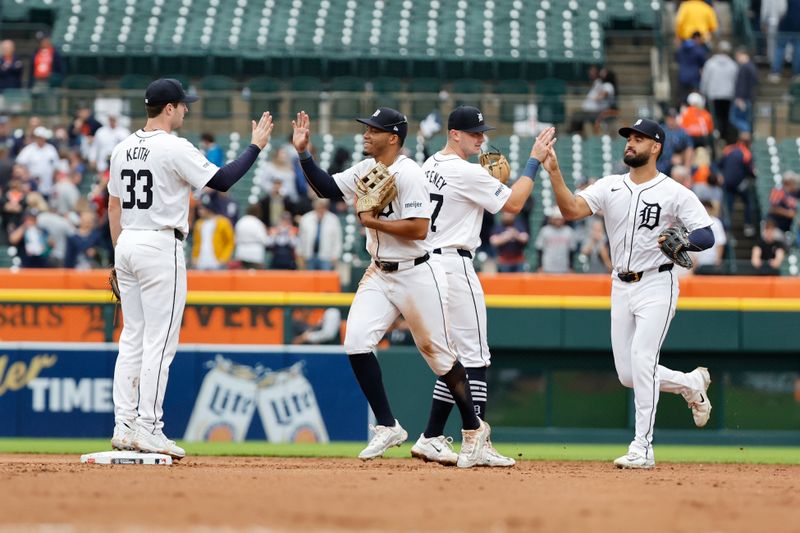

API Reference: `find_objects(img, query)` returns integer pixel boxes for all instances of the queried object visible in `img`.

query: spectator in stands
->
[489,211,529,273]
[91,116,129,173]
[267,211,298,270]
[30,33,64,89]
[64,210,102,269]
[676,32,709,105]
[200,132,225,167]
[234,203,269,269]
[68,105,102,149]
[692,200,727,274]
[327,147,351,175]
[192,201,235,270]
[204,189,239,224]
[679,93,714,149]
[297,198,342,271]
[579,217,612,273]
[1,177,27,239]
[8,208,51,268]
[671,164,695,189]
[689,148,723,212]
[674,0,719,42]
[26,193,74,268]
[50,168,80,216]
[259,178,288,228]
[658,108,693,176]
[15,127,59,199]
[0,116,13,152]
[258,146,298,201]
[569,67,617,134]
[699,40,738,144]
[762,0,788,80]
[292,307,343,345]
[768,0,800,83]
[731,47,758,134]
[0,40,24,92]
[11,116,42,157]
[0,145,12,195]
[717,131,756,235]
[535,213,576,273]
[767,170,799,235]
[751,219,785,275]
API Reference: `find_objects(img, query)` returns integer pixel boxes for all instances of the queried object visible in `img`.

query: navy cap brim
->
[618,126,661,143]
[458,124,495,133]
[182,94,199,104]
[355,117,397,133]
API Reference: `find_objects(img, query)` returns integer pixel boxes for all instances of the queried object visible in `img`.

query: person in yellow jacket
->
[675,0,718,42]
[192,201,234,269]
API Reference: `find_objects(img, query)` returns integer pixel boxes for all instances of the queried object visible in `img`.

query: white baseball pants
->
[430,251,491,368]
[344,259,458,376]
[611,269,702,458]
[113,228,187,434]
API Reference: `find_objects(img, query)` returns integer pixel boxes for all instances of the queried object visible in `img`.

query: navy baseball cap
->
[356,107,408,141]
[619,118,665,144]
[448,105,495,133]
[144,78,199,106]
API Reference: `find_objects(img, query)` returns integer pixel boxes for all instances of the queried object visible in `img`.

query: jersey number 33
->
[121,169,154,209]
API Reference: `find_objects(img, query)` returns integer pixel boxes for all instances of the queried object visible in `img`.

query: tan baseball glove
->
[355,162,397,214]
[109,268,121,301]
[479,148,511,184]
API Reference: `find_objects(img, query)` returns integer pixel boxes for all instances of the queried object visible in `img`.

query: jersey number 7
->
[430,193,443,232]
[121,169,154,209]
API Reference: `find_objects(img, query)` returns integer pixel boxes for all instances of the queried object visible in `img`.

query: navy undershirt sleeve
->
[687,225,715,251]
[206,144,261,192]
[298,152,344,199]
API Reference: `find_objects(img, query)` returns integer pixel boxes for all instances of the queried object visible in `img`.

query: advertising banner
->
[0,343,366,441]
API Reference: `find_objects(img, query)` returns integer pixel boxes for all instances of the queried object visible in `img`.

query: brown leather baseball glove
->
[355,162,397,214]
[479,148,511,184]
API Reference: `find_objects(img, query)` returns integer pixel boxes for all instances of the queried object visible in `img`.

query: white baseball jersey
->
[421,152,512,253]
[333,155,430,262]
[108,130,219,236]
[577,173,712,273]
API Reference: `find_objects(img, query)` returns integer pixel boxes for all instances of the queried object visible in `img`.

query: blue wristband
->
[298,149,312,160]
[523,157,540,179]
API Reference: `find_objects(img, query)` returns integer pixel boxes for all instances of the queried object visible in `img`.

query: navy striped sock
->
[466,367,488,420]
[423,378,454,438]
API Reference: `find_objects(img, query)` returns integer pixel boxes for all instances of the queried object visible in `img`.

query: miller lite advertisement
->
[0,343,366,441]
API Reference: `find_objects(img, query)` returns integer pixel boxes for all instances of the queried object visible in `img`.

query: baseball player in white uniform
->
[107,78,273,458]
[292,108,490,467]
[413,106,555,467]
[545,118,714,469]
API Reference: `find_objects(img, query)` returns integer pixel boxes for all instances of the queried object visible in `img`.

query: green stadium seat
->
[451,79,486,108]
[496,79,532,123]
[329,76,366,119]
[369,77,404,112]
[790,83,800,124]
[200,75,237,119]
[247,77,283,120]
[407,78,442,121]
[535,78,567,125]
[289,76,322,117]
[119,74,152,118]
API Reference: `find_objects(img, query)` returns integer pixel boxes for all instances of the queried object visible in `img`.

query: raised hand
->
[292,111,312,153]
[250,111,273,149]
[530,127,556,162]
[542,146,561,175]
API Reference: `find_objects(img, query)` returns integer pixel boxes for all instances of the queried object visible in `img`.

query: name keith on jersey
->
[126,146,150,162]
[425,170,446,190]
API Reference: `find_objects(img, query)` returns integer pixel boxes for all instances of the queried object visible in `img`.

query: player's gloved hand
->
[658,226,693,269]
[109,268,121,301]
[355,163,397,214]
[250,111,273,149]
[292,111,312,153]
[529,126,557,162]
[479,147,511,184]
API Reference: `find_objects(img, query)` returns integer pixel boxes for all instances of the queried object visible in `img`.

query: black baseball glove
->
[658,226,693,269]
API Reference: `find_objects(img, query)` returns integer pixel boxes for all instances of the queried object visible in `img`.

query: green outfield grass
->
[0,439,798,464]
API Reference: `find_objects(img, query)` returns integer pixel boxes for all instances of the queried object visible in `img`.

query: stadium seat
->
[329,76,366,119]
[450,79,486,108]
[247,77,283,120]
[496,79,532,123]
[200,75,237,120]
[368,77,404,112]
[407,78,442,121]
[289,76,322,117]
[535,78,567,125]
[790,83,800,124]
[119,74,152,118]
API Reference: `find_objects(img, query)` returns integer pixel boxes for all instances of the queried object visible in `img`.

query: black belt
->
[174,228,185,241]
[374,253,430,272]
[432,248,473,259]
[617,263,673,283]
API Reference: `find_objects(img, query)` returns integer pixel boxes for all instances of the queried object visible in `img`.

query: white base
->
[80,450,173,465]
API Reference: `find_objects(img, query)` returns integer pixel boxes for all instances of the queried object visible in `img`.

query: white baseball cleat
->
[358,420,408,460]
[682,367,712,427]
[479,440,516,467]
[457,420,490,468]
[613,452,655,469]
[132,428,186,459]
[411,434,458,466]
[110,423,136,451]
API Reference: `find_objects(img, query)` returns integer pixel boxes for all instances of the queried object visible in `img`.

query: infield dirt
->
[0,455,798,532]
